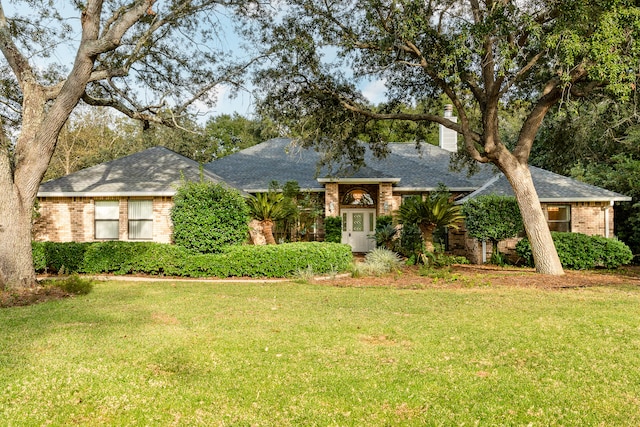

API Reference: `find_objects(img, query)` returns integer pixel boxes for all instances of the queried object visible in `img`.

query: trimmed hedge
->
[171,181,250,253]
[515,232,633,270]
[32,241,352,278]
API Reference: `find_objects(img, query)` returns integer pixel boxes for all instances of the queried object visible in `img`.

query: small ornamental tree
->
[462,195,524,264]
[397,191,464,253]
[171,181,250,253]
[246,192,288,245]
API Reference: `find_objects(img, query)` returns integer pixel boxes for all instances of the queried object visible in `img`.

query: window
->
[342,188,374,206]
[546,205,571,232]
[95,200,119,239]
[128,200,153,240]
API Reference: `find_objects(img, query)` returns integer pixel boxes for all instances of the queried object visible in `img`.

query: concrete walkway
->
[40,273,350,284]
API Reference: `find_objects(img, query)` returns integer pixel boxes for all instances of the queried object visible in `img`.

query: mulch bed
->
[320,264,640,289]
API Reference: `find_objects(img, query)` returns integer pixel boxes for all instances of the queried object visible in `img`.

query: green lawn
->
[2,280,640,426]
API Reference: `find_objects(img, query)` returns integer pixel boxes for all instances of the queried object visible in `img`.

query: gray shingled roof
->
[38,140,632,204]
[458,166,632,203]
[203,138,325,191]
[38,146,225,197]
[204,137,497,192]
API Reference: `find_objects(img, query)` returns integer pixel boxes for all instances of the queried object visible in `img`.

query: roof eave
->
[538,197,633,203]
[394,187,478,193]
[317,177,401,184]
[38,191,177,198]
[244,188,326,194]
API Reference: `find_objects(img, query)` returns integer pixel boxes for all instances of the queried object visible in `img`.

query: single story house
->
[35,127,632,261]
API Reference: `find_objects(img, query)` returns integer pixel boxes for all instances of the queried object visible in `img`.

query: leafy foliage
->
[374,215,397,250]
[516,233,633,270]
[462,196,523,242]
[353,248,403,277]
[324,216,342,243]
[246,192,288,222]
[171,181,250,253]
[397,191,464,252]
[253,0,640,275]
[462,195,524,264]
[32,242,90,274]
[246,192,289,245]
[571,154,640,262]
[32,241,352,278]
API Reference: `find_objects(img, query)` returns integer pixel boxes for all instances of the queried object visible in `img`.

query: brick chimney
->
[439,104,458,153]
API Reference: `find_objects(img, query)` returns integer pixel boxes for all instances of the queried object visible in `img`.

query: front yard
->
[2,270,640,425]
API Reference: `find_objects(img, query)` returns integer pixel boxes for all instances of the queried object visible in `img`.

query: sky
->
[2,1,387,120]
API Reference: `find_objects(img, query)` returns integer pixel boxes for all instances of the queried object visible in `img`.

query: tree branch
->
[0,4,37,92]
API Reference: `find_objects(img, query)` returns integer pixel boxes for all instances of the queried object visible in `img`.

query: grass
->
[1,280,640,426]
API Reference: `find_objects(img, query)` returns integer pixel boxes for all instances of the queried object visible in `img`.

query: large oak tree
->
[254,0,640,274]
[0,0,260,289]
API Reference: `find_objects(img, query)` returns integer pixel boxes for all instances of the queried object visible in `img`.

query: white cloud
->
[192,85,256,121]
[361,79,388,105]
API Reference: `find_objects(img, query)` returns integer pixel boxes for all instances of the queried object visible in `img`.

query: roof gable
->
[38,146,224,197]
[458,166,632,203]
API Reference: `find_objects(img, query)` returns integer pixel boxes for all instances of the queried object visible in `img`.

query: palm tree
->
[397,192,464,253]
[246,192,288,244]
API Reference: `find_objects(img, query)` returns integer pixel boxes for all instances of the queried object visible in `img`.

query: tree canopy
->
[0,0,263,288]
[254,0,640,274]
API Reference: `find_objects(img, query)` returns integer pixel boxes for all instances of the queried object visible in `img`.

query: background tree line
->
[44,108,279,181]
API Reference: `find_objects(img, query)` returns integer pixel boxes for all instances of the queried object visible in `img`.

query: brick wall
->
[571,202,613,236]
[378,183,398,216]
[34,196,174,243]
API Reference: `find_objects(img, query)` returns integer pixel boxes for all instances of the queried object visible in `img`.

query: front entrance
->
[341,209,376,252]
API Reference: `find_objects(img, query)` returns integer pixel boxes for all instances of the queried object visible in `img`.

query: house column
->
[378,183,395,216]
[325,182,339,217]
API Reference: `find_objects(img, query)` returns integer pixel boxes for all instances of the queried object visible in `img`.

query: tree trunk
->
[262,220,277,245]
[503,163,564,275]
[418,223,436,253]
[0,189,37,289]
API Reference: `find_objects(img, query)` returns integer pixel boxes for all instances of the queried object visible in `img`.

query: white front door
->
[342,209,376,252]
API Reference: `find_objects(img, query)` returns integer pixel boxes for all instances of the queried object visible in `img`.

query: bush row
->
[515,232,633,270]
[32,241,353,278]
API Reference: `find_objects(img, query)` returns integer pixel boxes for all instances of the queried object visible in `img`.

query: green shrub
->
[324,216,342,243]
[81,242,190,275]
[462,195,524,265]
[351,248,403,277]
[397,223,423,259]
[31,242,46,272]
[181,242,352,278]
[54,274,94,295]
[44,242,90,273]
[375,215,393,229]
[516,232,633,270]
[365,248,402,271]
[171,181,250,253]
[32,241,351,278]
[591,235,635,269]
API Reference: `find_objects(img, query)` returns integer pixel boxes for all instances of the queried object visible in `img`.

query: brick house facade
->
[37,139,631,263]
[34,196,174,243]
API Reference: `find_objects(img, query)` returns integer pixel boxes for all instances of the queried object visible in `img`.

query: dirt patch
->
[0,285,71,308]
[317,264,640,289]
